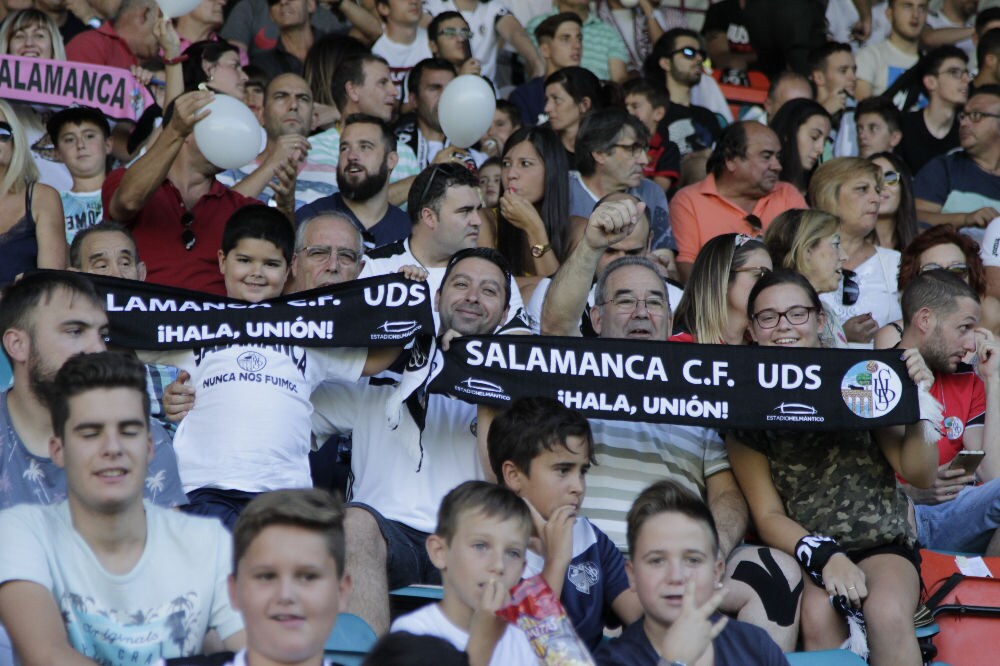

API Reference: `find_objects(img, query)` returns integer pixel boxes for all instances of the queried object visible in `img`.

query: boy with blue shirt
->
[486,397,643,650]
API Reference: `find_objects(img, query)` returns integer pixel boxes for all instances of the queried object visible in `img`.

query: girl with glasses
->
[0,99,66,286]
[728,269,937,666]
[811,157,900,347]
[874,225,1000,347]
[869,151,918,252]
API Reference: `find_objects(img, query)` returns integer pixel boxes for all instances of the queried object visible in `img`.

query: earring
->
[714,582,724,590]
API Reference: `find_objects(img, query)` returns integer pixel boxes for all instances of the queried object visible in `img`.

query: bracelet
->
[163,54,189,66]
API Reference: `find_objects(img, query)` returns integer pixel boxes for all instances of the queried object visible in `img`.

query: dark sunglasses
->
[0,121,12,143]
[744,214,762,233]
[842,268,860,306]
[181,211,196,251]
[920,262,968,278]
[671,46,707,60]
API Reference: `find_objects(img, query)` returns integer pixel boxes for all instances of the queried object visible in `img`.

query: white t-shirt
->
[855,38,919,97]
[360,238,528,331]
[60,189,103,243]
[390,603,539,665]
[0,501,243,666]
[312,380,481,533]
[979,216,1000,267]
[372,29,434,96]
[820,246,902,347]
[422,0,513,82]
[151,344,366,493]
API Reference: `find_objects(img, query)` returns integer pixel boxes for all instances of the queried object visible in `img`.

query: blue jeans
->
[915,479,1000,553]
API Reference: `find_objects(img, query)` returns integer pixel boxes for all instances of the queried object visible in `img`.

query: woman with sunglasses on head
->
[0,99,66,286]
[672,234,773,345]
[874,225,1000,347]
[764,209,850,348]
[727,269,937,666]
[810,157,900,347]
[769,99,831,196]
[869,152,919,252]
[543,66,604,163]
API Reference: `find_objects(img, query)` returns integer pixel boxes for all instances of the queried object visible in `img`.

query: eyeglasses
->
[958,110,1000,123]
[670,46,706,60]
[842,268,860,306]
[416,163,467,212]
[732,265,771,280]
[744,214,762,233]
[181,211,196,251]
[299,245,361,266]
[881,170,900,186]
[599,295,669,315]
[936,67,970,79]
[0,121,12,143]
[920,262,969,278]
[752,306,818,329]
[439,27,473,39]
[612,142,649,156]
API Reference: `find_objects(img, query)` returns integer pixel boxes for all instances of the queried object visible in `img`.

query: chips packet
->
[496,574,595,666]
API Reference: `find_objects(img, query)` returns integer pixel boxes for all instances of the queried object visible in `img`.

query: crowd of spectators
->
[5,0,1000,664]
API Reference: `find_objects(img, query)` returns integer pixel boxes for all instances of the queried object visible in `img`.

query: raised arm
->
[108,90,214,221]
[540,199,644,336]
[496,14,546,79]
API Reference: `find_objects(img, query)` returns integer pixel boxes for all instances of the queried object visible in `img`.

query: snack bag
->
[496,574,595,666]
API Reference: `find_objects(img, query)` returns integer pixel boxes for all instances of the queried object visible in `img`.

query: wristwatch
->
[86,16,103,29]
[530,243,551,258]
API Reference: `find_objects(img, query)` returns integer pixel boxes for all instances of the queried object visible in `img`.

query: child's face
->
[218,238,288,302]
[478,164,501,207]
[428,509,529,624]
[625,94,663,135]
[626,512,723,630]
[55,122,110,179]
[229,524,350,665]
[505,437,590,521]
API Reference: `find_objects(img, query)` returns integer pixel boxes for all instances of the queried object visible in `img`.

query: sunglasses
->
[671,46,707,60]
[0,121,12,143]
[181,211,196,251]
[842,268,860,306]
[920,262,968,278]
[733,266,771,280]
[881,170,900,186]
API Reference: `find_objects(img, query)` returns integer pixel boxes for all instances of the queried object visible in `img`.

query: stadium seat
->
[325,613,377,666]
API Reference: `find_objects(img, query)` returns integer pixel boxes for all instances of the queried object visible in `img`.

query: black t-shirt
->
[898,109,960,175]
[660,103,722,156]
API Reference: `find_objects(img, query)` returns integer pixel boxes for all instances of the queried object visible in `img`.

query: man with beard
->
[295,114,410,249]
[217,73,336,210]
[669,121,806,282]
[310,247,523,635]
[394,58,484,171]
[0,272,186,511]
[896,270,1000,555]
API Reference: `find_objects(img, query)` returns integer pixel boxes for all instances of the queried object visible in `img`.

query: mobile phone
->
[948,450,985,475]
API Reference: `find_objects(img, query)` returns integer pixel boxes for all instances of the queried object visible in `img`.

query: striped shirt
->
[581,418,730,551]
[526,12,628,81]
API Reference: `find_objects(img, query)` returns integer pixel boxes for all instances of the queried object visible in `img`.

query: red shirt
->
[931,366,986,465]
[66,22,138,69]
[102,168,261,295]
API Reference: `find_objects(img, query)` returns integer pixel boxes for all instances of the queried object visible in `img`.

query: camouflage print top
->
[732,427,915,553]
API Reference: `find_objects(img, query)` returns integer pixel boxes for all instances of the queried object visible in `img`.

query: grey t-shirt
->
[0,390,187,510]
[567,171,676,253]
[221,0,351,61]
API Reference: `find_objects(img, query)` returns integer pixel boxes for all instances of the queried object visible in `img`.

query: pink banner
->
[0,54,154,122]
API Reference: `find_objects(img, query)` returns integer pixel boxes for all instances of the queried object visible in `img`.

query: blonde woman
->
[0,9,66,60]
[764,208,849,348]
[809,157,900,346]
[0,99,66,285]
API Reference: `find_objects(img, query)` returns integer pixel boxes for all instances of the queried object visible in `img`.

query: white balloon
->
[193,95,262,170]
[438,75,496,149]
[156,0,200,18]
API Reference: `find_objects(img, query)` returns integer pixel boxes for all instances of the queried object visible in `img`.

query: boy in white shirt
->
[390,481,540,666]
[48,106,112,243]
